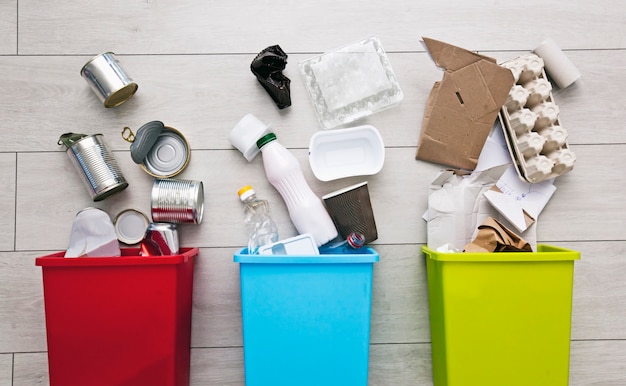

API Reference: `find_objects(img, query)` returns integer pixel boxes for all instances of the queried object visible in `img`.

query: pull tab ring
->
[121,127,136,143]
[58,132,88,148]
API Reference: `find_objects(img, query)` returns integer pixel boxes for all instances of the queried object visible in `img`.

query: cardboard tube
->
[533,38,581,89]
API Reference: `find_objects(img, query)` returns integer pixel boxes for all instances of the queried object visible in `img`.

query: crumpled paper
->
[250,45,292,109]
[464,216,532,253]
[426,164,509,251]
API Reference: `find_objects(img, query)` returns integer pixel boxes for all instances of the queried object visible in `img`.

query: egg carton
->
[498,53,576,183]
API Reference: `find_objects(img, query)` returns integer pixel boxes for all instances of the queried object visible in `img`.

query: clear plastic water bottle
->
[238,185,279,254]
[256,133,338,246]
[319,232,366,254]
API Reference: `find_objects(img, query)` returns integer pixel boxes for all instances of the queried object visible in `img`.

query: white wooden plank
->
[0,52,440,152]
[14,146,437,250]
[0,252,47,353]
[15,144,626,250]
[190,347,244,386]
[570,340,626,385]
[0,1,16,54]
[539,144,626,242]
[191,248,243,347]
[12,340,626,385]
[0,154,15,251]
[17,0,626,55]
[0,354,12,386]
[570,241,626,340]
[370,245,431,343]
[369,343,431,385]
[12,352,48,386]
[5,0,626,384]
[0,49,625,152]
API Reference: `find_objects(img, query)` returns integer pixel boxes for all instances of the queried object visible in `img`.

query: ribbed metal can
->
[151,178,204,224]
[59,133,128,201]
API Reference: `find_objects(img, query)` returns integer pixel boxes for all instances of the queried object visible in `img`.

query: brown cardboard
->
[416,37,515,171]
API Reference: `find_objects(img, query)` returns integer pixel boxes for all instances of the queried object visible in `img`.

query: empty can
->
[58,133,129,201]
[140,222,179,256]
[151,178,204,224]
[80,52,138,108]
[122,121,191,178]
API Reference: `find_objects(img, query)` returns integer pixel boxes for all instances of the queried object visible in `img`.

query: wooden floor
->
[1,1,625,385]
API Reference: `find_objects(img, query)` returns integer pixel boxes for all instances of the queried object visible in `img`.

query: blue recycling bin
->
[234,248,379,386]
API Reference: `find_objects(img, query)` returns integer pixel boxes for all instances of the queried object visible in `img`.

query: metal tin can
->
[80,52,138,108]
[58,133,129,201]
[114,209,150,245]
[122,122,191,178]
[151,178,204,224]
[140,222,179,256]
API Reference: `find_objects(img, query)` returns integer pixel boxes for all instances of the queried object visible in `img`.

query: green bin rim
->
[422,244,580,262]
[234,247,379,264]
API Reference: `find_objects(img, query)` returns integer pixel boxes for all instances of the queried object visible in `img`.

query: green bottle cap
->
[256,132,277,149]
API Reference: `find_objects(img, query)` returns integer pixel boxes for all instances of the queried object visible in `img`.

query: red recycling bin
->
[35,247,197,386]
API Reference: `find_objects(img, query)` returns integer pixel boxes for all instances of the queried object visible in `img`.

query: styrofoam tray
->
[308,125,384,181]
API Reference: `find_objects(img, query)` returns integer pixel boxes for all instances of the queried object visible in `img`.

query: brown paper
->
[463,216,532,253]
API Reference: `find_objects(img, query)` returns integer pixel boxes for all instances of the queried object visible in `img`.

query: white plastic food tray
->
[308,125,385,181]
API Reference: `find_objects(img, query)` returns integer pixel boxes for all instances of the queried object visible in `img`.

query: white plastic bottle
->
[256,133,338,246]
[238,185,279,254]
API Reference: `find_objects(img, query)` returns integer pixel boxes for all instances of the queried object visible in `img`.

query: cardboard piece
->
[416,37,515,171]
[463,216,533,253]
[483,187,535,232]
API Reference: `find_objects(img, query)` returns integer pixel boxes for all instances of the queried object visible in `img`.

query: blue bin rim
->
[234,247,379,264]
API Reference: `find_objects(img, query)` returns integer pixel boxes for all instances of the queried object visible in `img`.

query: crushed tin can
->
[140,222,179,256]
[151,178,204,224]
[80,52,138,108]
[122,121,191,178]
[58,133,129,201]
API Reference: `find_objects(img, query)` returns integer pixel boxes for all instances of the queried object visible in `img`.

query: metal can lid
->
[130,121,164,164]
[104,83,138,108]
[114,209,150,245]
[142,127,190,178]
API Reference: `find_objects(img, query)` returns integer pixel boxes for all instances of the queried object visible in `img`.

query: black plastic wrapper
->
[251,45,292,109]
